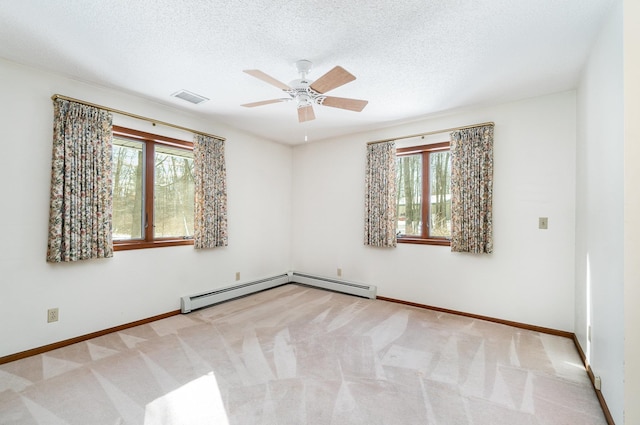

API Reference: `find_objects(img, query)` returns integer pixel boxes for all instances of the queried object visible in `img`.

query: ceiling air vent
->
[171,89,209,105]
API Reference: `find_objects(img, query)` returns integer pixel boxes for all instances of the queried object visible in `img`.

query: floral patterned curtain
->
[47,99,113,262]
[450,125,494,254]
[193,134,228,249]
[364,141,397,247]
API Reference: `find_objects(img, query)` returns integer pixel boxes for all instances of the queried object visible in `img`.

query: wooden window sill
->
[114,239,194,251]
[397,237,451,246]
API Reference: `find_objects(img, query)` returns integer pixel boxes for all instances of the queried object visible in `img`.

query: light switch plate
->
[539,217,548,230]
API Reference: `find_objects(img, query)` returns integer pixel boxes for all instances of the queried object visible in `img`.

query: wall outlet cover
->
[47,308,59,323]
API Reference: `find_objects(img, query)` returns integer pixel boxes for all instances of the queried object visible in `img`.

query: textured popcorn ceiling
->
[0,0,615,145]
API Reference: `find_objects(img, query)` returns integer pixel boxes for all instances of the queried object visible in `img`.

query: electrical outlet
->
[235,272,240,281]
[538,217,548,230]
[337,268,342,277]
[47,308,59,323]
[594,376,602,390]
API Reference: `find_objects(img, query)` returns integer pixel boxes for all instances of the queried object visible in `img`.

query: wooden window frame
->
[112,126,194,251]
[396,142,451,246]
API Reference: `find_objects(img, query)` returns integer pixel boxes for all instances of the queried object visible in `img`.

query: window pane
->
[396,154,422,236]
[112,139,144,240]
[429,151,451,238]
[154,145,195,238]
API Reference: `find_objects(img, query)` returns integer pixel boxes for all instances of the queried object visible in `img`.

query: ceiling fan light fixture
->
[297,93,312,107]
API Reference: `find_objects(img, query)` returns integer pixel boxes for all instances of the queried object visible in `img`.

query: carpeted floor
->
[0,284,606,424]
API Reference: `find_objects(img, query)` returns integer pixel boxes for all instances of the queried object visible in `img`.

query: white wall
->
[575,0,624,423]
[0,58,293,358]
[292,91,577,332]
[624,0,640,423]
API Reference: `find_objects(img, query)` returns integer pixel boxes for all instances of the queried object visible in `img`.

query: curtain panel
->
[450,125,494,254]
[364,141,397,248]
[193,134,228,249]
[47,99,114,262]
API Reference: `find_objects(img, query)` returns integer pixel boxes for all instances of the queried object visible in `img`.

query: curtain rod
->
[51,94,226,141]
[367,121,494,145]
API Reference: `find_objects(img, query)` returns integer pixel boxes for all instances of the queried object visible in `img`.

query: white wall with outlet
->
[0,58,293,357]
[574,1,640,423]
[292,90,577,332]
[575,1,625,423]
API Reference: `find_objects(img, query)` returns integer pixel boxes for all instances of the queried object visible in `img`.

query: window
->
[112,126,195,250]
[396,142,451,245]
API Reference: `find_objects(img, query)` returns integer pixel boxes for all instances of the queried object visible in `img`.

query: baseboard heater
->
[288,271,376,299]
[180,271,376,313]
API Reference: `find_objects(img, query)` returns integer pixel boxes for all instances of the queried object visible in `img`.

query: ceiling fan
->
[241,59,368,123]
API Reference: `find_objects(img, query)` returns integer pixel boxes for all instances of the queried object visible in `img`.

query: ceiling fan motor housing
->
[287,78,325,108]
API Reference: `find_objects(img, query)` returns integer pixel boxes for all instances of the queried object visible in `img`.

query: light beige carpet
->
[0,284,606,424]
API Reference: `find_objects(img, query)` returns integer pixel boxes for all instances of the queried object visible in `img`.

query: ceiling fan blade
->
[298,105,315,123]
[310,66,356,94]
[243,69,291,91]
[241,98,290,107]
[322,96,368,112]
